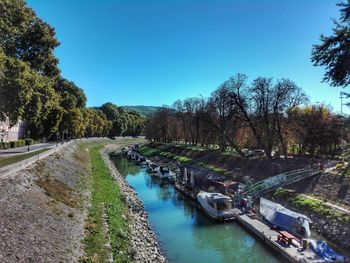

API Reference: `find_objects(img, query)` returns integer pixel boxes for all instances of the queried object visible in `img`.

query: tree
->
[289,105,342,156]
[207,84,237,152]
[55,78,86,109]
[272,79,308,161]
[226,74,307,159]
[0,50,62,138]
[312,1,350,87]
[0,0,60,77]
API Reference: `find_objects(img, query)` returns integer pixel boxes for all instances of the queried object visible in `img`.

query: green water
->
[112,155,282,263]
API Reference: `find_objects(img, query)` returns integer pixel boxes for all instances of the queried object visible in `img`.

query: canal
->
[111,155,282,263]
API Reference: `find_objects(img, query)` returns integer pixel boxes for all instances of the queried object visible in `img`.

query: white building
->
[0,116,26,142]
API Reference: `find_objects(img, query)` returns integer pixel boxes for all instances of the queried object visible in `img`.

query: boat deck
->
[233,208,324,263]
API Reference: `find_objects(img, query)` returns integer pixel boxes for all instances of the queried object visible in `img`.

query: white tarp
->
[260,197,311,237]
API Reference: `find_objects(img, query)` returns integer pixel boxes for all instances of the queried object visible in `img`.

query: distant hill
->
[122,106,160,117]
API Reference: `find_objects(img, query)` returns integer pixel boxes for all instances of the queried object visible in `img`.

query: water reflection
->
[110,155,139,176]
[112,154,281,263]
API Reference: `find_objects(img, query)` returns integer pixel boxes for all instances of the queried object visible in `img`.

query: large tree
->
[0,50,63,138]
[0,0,60,77]
[312,1,350,88]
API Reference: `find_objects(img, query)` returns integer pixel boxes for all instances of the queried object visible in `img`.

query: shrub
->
[0,142,9,149]
[18,139,25,147]
[25,138,34,145]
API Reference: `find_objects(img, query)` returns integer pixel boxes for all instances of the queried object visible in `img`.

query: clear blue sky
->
[27,0,349,114]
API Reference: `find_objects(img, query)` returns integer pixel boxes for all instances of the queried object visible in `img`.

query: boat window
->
[216,201,231,211]
[207,199,215,208]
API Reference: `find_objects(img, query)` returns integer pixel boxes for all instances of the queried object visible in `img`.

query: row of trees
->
[145,74,348,159]
[0,0,145,140]
[147,0,350,160]
[99,103,145,137]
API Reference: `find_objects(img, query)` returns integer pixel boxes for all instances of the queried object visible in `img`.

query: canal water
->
[111,155,282,263]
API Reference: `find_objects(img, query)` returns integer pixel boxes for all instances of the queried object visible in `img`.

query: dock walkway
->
[233,208,324,263]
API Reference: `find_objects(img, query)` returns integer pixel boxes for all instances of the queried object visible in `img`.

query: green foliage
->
[173,155,191,163]
[0,49,61,138]
[0,1,112,140]
[100,102,145,137]
[10,139,27,148]
[25,138,34,145]
[83,108,111,138]
[139,145,160,156]
[273,187,294,198]
[288,105,342,156]
[122,106,160,117]
[312,1,350,87]
[82,147,131,263]
[139,144,191,163]
[0,0,60,77]
[0,142,9,149]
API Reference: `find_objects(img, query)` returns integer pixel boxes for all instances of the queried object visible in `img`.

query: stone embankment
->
[0,141,89,263]
[102,145,167,263]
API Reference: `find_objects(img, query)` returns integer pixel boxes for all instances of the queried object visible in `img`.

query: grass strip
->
[139,145,192,163]
[0,148,49,168]
[81,146,131,263]
[274,188,350,224]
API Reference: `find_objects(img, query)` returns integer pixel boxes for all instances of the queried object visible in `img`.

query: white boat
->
[197,191,235,221]
[134,154,140,162]
[138,157,147,166]
[147,163,159,173]
[127,151,133,159]
[154,166,170,179]
[130,152,137,160]
[168,170,176,183]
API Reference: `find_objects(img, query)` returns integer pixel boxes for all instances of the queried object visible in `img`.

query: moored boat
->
[147,163,159,173]
[138,157,147,166]
[154,166,170,179]
[197,191,235,221]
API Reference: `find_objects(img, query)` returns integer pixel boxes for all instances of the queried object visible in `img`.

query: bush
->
[25,138,34,145]
[5,140,28,148]
[18,139,25,147]
[0,142,9,149]
[9,141,18,148]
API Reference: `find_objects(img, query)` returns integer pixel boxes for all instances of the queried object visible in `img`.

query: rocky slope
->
[0,142,90,263]
[102,145,166,263]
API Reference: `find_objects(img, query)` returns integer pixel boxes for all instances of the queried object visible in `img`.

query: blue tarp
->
[259,198,311,237]
[310,240,345,262]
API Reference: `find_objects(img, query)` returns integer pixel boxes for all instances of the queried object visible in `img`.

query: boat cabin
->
[206,193,233,211]
[197,191,235,221]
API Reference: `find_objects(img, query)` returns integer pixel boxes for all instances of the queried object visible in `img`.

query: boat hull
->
[197,192,235,221]
[197,202,235,221]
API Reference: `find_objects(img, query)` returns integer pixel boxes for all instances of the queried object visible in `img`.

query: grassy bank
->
[0,148,50,168]
[139,144,192,163]
[81,146,131,263]
[274,188,350,224]
[139,143,235,178]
